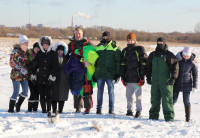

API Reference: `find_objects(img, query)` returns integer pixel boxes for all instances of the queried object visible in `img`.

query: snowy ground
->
[1,43,200,138]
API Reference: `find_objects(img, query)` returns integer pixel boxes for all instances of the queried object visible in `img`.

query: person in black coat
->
[120,33,148,118]
[31,36,58,113]
[173,46,198,122]
[51,42,70,113]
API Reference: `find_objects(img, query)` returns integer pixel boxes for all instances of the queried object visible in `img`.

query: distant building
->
[26,24,32,28]
[0,25,7,28]
[37,24,43,28]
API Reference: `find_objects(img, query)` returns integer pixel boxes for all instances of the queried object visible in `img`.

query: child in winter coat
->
[31,36,58,113]
[120,33,147,118]
[51,42,70,113]
[26,42,40,112]
[173,46,198,122]
[8,35,29,113]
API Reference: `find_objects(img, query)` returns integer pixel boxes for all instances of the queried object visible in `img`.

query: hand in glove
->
[48,75,56,85]
[138,79,145,86]
[146,79,151,85]
[192,88,197,93]
[114,74,120,84]
[121,79,127,87]
[167,79,175,85]
[30,74,37,85]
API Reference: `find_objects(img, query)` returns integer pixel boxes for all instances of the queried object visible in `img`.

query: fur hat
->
[57,45,64,51]
[19,35,28,44]
[127,33,136,42]
[182,46,191,56]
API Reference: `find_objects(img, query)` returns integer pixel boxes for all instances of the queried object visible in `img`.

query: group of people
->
[7,26,198,122]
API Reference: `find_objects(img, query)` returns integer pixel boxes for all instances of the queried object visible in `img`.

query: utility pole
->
[28,0,31,37]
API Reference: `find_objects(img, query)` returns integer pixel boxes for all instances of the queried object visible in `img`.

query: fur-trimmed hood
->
[38,36,53,53]
[176,51,198,63]
[52,41,68,55]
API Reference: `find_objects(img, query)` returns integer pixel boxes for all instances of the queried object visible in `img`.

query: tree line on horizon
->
[0,25,200,44]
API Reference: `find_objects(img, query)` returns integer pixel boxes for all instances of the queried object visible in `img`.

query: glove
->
[167,79,175,85]
[114,74,120,84]
[48,75,56,85]
[192,88,197,93]
[121,79,127,87]
[30,74,37,85]
[146,79,151,85]
[138,79,145,86]
[21,68,28,75]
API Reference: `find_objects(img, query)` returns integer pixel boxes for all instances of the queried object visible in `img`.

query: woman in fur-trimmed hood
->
[51,41,70,113]
[31,36,59,113]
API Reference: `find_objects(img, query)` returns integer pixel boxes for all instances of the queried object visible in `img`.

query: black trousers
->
[74,95,92,109]
[28,80,39,101]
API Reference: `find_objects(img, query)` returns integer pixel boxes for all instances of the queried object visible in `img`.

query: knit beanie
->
[57,45,65,51]
[182,46,192,56]
[157,37,165,43]
[19,35,28,44]
[127,33,136,42]
[33,42,40,49]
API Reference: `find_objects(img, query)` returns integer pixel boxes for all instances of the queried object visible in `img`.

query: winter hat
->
[182,46,192,56]
[41,37,50,45]
[102,31,111,37]
[127,33,136,42]
[33,42,40,49]
[19,35,28,44]
[57,45,64,51]
[157,37,166,43]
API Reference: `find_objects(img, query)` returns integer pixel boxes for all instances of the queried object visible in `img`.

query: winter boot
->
[8,100,16,113]
[134,111,141,118]
[126,110,133,116]
[52,101,57,113]
[75,108,81,113]
[109,109,114,114]
[47,99,52,112]
[27,101,34,112]
[40,99,47,113]
[58,101,64,113]
[33,101,39,112]
[16,96,25,112]
[96,109,102,114]
[185,105,191,122]
[84,108,90,114]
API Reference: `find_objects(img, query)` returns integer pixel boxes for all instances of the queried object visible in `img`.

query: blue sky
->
[0,0,200,33]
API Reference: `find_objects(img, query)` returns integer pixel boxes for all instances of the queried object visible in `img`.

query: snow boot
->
[96,109,102,114]
[40,99,47,113]
[27,101,34,112]
[16,96,25,112]
[134,111,141,118]
[109,109,114,114]
[84,108,90,114]
[52,101,57,113]
[58,101,64,113]
[8,100,16,113]
[33,101,39,112]
[75,108,81,113]
[185,105,191,122]
[126,110,133,116]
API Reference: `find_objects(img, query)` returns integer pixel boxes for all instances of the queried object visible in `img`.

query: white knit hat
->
[182,46,191,56]
[19,35,28,44]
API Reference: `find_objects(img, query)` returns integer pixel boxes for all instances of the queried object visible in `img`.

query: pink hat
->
[182,46,191,56]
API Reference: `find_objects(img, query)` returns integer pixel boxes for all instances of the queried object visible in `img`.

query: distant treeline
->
[1,25,200,44]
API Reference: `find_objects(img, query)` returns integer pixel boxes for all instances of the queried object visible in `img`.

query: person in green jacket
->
[94,31,121,114]
[146,37,179,122]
